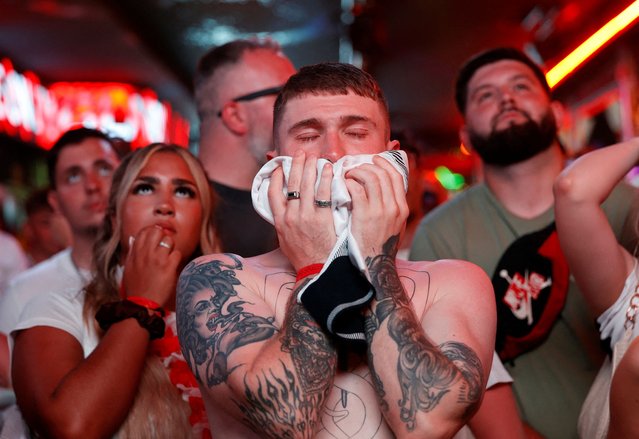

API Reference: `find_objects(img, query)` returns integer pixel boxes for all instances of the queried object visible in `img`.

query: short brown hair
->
[273,62,390,143]
[48,127,116,189]
[455,47,551,114]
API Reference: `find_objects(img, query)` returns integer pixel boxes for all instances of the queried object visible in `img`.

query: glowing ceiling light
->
[546,0,639,88]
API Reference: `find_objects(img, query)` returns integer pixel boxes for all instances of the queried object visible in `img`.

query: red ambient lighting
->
[0,58,189,149]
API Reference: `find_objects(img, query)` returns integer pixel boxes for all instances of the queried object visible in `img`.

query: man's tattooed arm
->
[176,256,337,438]
[364,236,485,437]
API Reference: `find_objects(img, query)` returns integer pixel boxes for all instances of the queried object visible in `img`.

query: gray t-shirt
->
[410,181,639,439]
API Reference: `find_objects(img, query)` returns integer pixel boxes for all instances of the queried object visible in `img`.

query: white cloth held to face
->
[252,150,408,235]
[253,150,408,340]
[252,150,408,331]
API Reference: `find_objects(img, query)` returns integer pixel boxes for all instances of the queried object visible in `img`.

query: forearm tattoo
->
[365,236,484,430]
[280,284,337,393]
[240,296,337,437]
[177,257,336,437]
[238,361,327,438]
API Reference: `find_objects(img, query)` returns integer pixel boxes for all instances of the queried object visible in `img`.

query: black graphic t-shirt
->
[492,223,569,360]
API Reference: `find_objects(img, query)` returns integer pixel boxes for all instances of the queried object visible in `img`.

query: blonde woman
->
[11,143,217,438]
[554,138,639,438]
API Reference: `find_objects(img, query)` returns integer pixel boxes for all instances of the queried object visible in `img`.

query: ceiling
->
[0,0,635,152]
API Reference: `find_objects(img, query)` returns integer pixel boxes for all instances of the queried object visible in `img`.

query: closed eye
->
[345,130,368,139]
[297,133,320,143]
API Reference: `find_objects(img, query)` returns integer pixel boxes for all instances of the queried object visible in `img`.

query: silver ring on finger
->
[159,240,171,249]
[314,199,332,208]
[287,191,301,200]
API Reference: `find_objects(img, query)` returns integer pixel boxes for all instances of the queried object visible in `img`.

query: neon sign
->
[0,58,189,149]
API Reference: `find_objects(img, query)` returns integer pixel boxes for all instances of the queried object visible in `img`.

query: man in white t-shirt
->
[0,128,121,388]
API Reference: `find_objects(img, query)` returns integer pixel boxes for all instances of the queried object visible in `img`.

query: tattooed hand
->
[268,151,336,271]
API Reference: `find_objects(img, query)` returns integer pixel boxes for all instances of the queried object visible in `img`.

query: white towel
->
[252,150,409,339]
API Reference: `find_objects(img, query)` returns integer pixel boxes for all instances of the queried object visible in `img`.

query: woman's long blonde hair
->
[82,143,217,437]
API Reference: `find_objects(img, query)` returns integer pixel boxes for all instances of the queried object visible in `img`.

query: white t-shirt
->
[0,250,92,439]
[12,284,98,356]
[0,231,28,295]
[0,248,90,343]
[598,260,639,347]
[453,351,513,439]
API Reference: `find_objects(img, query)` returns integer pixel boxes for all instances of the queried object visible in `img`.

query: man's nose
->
[84,171,102,193]
[498,86,516,108]
[321,132,346,162]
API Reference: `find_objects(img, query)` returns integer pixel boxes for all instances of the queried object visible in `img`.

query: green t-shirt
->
[410,181,639,439]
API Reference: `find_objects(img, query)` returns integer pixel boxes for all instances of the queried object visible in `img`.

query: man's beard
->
[468,109,557,166]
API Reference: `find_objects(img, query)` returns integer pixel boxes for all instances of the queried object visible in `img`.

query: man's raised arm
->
[347,157,496,438]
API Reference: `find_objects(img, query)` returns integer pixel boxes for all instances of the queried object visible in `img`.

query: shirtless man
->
[176,62,496,438]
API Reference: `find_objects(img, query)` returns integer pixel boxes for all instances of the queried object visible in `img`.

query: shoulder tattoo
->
[176,255,277,386]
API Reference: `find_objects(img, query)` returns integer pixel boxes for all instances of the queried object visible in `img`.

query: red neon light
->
[0,58,189,149]
[546,0,639,88]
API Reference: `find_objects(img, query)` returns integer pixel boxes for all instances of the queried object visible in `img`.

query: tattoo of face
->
[365,235,484,430]
[176,255,277,387]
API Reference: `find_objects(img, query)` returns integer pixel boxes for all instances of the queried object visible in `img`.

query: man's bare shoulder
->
[397,258,493,301]
[398,257,486,277]
[182,250,294,299]
[188,249,291,275]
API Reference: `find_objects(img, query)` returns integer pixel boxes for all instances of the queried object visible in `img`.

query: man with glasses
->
[194,39,296,256]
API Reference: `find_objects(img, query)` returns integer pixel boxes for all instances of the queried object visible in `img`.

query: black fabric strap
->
[299,256,372,341]
[96,300,165,340]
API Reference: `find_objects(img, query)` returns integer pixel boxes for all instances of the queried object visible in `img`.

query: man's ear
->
[219,102,249,135]
[387,139,400,151]
[459,125,473,152]
[47,191,61,214]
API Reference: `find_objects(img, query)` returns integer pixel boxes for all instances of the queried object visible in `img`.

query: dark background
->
[1,0,632,152]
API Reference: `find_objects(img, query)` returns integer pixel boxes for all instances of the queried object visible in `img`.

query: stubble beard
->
[468,109,557,167]
[248,131,272,167]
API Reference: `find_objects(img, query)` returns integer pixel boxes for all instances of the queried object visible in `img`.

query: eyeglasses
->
[217,86,283,117]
